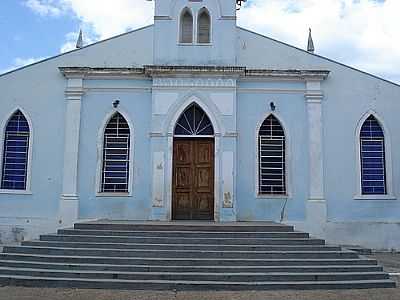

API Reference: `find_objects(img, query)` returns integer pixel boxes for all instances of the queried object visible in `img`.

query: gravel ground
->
[368,253,400,273]
[0,284,399,300]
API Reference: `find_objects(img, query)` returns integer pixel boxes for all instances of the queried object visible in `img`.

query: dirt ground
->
[0,253,398,300]
[0,283,398,300]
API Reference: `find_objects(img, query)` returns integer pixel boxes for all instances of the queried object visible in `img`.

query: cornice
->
[245,69,330,81]
[59,66,330,81]
[144,65,246,78]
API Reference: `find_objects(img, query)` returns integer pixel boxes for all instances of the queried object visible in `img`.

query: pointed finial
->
[76,29,83,49]
[307,28,315,53]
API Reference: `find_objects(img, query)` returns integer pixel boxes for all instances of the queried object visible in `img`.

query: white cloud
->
[21,0,400,83]
[59,30,95,53]
[60,0,154,40]
[0,57,46,75]
[238,0,400,83]
[24,0,63,17]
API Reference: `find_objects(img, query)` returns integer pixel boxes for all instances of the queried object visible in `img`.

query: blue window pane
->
[101,113,130,193]
[258,115,286,195]
[174,103,214,136]
[360,115,386,195]
[1,111,30,190]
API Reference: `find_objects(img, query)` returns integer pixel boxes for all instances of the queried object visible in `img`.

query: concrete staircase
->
[0,221,395,290]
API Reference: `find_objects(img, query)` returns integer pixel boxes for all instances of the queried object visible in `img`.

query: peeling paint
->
[223,192,233,208]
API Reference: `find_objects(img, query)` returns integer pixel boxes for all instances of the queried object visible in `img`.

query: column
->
[305,80,327,235]
[59,77,84,226]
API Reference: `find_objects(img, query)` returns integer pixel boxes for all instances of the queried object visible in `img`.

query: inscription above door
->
[173,139,214,220]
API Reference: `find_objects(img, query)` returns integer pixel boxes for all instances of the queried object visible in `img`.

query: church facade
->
[0,0,399,250]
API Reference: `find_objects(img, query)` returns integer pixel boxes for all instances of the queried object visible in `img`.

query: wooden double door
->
[172,138,215,220]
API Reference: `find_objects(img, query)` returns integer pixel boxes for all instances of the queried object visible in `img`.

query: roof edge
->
[60,66,330,81]
[0,24,154,79]
[237,26,400,88]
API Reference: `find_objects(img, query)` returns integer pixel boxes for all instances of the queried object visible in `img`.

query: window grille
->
[198,10,211,43]
[101,113,130,193]
[1,110,30,190]
[180,9,193,43]
[259,115,286,195]
[360,115,386,195]
[174,103,214,136]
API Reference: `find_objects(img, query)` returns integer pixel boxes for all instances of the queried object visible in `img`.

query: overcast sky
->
[0,0,399,84]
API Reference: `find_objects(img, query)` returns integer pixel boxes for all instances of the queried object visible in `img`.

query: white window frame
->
[196,7,212,45]
[255,112,291,199]
[95,109,134,198]
[354,111,396,200]
[0,107,33,195]
[178,7,194,45]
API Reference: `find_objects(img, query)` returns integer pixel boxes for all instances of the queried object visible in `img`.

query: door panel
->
[173,139,214,220]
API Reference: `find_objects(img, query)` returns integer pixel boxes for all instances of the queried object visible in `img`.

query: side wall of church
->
[0,26,153,242]
[237,27,400,249]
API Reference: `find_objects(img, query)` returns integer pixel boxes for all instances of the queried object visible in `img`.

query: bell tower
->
[152,0,239,65]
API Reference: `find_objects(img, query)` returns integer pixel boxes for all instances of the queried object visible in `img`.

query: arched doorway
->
[172,103,215,220]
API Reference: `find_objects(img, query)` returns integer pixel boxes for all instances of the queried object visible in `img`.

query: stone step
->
[0,260,384,273]
[3,246,358,259]
[41,235,324,245]
[57,229,309,239]
[0,253,377,266]
[22,241,340,252]
[0,275,395,290]
[0,267,389,282]
[74,222,294,233]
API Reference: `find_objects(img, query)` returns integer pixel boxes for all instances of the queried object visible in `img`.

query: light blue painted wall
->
[0,26,153,222]
[154,0,237,65]
[236,81,309,222]
[236,27,400,222]
[78,82,153,220]
[0,0,399,228]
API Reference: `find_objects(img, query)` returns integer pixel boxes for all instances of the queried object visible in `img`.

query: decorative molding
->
[61,194,79,201]
[145,65,245,77]
[224,132,238,138]
[65,87,85,100]
[59,66,330,82]
[305,91,324,103]
[238,88,307,94]
[84,87,151,92]
[150,132,165,138]
[154,16,172,21]
[59,67,145,79]
[219,16,236,20]
[246,69,330,81]
[153,77,236,88]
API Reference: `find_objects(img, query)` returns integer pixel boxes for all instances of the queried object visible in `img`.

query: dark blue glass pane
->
[360,119,386,195]
[174,103,214,136]
[101,112,130,193]
[360,115,384,138]
[1,111,30,190]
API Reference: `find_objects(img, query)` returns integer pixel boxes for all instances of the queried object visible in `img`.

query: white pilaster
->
[59,77,84,226]
[305,80,327,234]
[305,80,325,200]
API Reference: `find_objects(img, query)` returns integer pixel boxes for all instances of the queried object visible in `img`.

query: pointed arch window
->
[100,112,131,193]
[174,103,214,136]
[1,110,30,190]
[360,115,386,195]
[180,8,193,43]
[198,9,211,43]
[258,115,286,195]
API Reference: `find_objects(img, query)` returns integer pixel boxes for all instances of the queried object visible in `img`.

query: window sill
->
[177,43,213,46]
[177,42,194,46]
[0,189,32,195]
[257,194,290,200]
[353,194,397,200]
[96,193,131,198]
